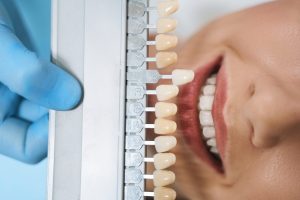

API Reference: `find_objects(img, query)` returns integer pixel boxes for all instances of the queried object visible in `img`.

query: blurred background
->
[0,0,270,199]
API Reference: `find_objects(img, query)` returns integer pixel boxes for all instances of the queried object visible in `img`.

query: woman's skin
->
[154,1,300,199]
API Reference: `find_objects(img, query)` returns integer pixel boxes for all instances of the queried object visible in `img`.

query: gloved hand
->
[0,10,82,164]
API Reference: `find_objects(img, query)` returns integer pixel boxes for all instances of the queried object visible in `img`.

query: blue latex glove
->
[0,4,82,164]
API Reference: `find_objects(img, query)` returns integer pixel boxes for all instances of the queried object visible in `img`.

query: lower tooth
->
[202,85,216,96]
[206,74,217,84]
[199,111,214,126]
[199,95,214,110]
[203,127,215,138]
[210,146,219,154]
[207,138,216,147]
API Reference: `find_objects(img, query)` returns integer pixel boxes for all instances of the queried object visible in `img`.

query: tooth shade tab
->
[128,102,177,118]
[158,0,179,17]
[156,34,178,51]
[156,52,178,69]
[127,51,177,68]
[171,69,195,85]
[154,119,177,135]
[127,17,177,35]
[127,69,194,85]
[153,170,176,187]
[155,102,177,118]
[154,187,177,200]
[126,84,178,101]
[128,0,179,18]
[156,85,179,101]
[157,18,177,33]
[127,34,178,51]
[154,153,176,169]
[155,136,177,153]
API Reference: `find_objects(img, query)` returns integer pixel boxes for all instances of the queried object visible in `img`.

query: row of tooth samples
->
[125,1,188,200]
[147,1,179,199]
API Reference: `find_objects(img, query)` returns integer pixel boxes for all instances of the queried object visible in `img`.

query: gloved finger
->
[16,99,48,122]
[0,115,48,164]
[0,83,21,122]
[0,23,82,110]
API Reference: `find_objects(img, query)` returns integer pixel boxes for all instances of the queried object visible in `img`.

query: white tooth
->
[154,187,176,200]
[199,95,214,110]
[203,127,215,138]
[202,85,216,95]
[156,85,179,101]
[155,102,177,118]
[154,118,177,135]
[206,74,217,85]
[172,69,195,85]
[155,136,177,153]
[207,138,216,147]
[210,146,219,154]
[153,153,176,170]
[199,111,214,126]
[153,170,176,187]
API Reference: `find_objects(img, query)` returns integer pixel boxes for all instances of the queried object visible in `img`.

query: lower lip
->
[178,56,226,172]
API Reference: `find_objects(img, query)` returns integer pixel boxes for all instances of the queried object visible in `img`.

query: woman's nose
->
[244,88,300,148]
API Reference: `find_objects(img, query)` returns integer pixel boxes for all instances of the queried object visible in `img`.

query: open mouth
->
[178,55,227,173]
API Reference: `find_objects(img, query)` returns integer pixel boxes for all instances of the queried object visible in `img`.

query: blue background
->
[0,156,47,200]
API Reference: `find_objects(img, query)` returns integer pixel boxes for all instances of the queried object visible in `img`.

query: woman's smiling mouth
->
[178,55,227,173]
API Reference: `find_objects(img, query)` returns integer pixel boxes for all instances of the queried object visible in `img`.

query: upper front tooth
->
[199,111,214,126]
[156,85,179,101]
[156,52,178,69]
[154,118,177,135]
[172,69,195,85]
[154,187,176,200]
[202,85,216,95]
[206,74,217,85]
[203,127,215,138]
[156,34,178,51]
[158,0,179,17]
[199,95,214,110]
[207,138,216,147]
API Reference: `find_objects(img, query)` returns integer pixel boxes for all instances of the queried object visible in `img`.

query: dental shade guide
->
[48,0,193,199]
[125,0,195,199]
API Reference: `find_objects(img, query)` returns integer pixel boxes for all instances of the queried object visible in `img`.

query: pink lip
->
[178,56,227,173]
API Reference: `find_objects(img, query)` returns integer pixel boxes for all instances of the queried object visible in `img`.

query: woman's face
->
[171,1,300,199]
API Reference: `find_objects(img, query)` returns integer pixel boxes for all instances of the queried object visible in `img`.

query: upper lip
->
[177,55,227,173]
